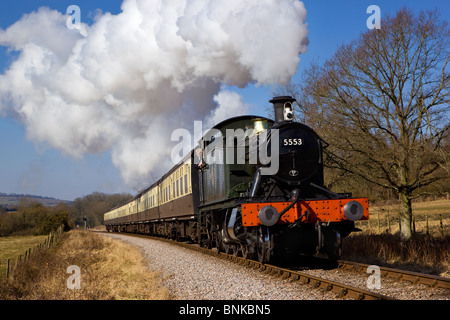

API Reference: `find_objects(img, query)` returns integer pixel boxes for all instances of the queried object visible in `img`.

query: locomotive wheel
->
[241,244,249,259]
[256,226,272,264]
[224,244,234,255]
[216,230,225,253]
[232,244,240,257]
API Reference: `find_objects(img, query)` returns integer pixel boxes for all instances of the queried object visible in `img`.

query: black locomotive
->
[104,96,369,263]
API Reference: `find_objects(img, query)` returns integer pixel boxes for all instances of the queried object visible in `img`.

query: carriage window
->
[180,177,183,195]
[184,174,188,193]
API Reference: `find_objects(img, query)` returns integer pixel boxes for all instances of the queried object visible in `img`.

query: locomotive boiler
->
[104,96,369,263]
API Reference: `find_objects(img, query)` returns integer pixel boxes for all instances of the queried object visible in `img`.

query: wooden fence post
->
[387,211,391,233]
[4,224,65,280]
[377,212,381,232]
[6,258,10,279]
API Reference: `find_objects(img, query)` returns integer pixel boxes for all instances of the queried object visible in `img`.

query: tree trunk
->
[399,192,413,240]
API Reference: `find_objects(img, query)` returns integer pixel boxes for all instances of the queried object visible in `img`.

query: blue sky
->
[0,0,448,201]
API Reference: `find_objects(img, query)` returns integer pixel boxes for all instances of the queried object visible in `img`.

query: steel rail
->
[338,260,450,290]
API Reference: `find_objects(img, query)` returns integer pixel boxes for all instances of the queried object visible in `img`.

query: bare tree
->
[281,8,449,239]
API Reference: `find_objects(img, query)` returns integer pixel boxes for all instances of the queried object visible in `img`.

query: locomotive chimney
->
[269,96,296,123]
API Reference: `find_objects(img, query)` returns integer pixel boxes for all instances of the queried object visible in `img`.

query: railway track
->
[338,260,450,290]
[211,251,395,300]
[101,232,445,300]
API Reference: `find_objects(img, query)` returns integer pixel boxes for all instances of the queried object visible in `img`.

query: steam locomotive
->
[104,96,369,263]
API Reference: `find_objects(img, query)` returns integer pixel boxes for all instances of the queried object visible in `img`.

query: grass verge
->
[343,199,449,277]
[0,230,169,300]
[343,232,449,277]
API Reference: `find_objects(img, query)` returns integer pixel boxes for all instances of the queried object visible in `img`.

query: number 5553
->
[283,138,302,146]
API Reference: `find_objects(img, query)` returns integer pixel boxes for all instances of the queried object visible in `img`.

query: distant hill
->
[0,192,72,209]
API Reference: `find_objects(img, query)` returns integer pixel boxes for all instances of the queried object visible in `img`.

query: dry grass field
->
[356,199,450,235]
[0,235,47,278]
[343,199,449,277]
[0,230,169,300]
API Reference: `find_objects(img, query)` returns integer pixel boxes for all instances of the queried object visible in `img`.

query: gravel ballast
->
[101,233,339,300]
[101,233,449,300]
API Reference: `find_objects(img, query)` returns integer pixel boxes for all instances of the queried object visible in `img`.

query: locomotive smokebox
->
[270,96,296,123]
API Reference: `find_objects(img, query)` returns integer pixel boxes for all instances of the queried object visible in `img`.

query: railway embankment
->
[0,230,168,300]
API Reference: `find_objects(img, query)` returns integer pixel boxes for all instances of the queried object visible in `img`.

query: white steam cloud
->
[0,0,308,187]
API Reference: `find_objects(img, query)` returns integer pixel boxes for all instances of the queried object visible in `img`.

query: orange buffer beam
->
[241,198,369,227]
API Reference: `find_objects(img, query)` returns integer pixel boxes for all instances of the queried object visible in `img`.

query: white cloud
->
[205,90,251,129]
[0,0,308,188]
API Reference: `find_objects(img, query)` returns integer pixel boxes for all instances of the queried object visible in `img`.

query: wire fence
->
[355,212,446,237]
[1,225,64,279]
